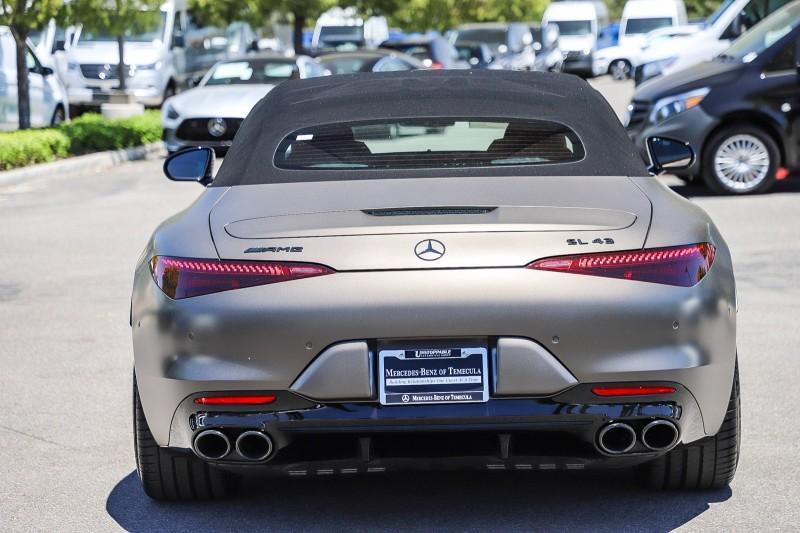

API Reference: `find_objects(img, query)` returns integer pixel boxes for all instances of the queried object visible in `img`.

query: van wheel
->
[703,125,779,194]
[609,59,631,80]
[133,373,236,500]
[163,81,176,104]
[51,106,66,126]
[639,361,740,490]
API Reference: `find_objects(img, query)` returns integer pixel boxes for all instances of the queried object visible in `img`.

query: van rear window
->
[274,118,585,170]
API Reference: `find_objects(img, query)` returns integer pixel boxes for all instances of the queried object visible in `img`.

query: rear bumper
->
[165,385,703,475]
[133,251,737,453]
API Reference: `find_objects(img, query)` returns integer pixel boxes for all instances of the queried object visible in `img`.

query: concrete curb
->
[0,142,166,187]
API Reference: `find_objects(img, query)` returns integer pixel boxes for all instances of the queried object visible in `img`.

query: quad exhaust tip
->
[193,429,231,460]
[235,430,274,461]
[641,420,679,451]
[598,422,636,454]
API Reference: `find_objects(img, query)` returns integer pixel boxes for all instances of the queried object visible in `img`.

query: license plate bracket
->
[378,345,489,406]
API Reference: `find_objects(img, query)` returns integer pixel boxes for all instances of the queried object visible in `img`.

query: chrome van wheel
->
[703,126,780,195]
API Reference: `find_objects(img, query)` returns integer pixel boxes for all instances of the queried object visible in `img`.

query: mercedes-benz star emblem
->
[208,118,227,137]
[414,239,446,261]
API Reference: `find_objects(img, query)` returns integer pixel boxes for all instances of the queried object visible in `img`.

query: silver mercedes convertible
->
[132,70,739,500]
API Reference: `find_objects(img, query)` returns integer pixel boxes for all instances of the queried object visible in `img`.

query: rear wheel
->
[703,126,779,195]
[133,374,235,500]
[639,362,740,490]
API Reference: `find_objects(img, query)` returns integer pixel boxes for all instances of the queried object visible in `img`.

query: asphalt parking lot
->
[2,78,800,532]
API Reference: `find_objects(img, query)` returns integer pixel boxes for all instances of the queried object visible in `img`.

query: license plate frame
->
[378,346,489,406]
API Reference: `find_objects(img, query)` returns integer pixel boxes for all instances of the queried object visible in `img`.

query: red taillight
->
[592,386,676,397]
[150,256,334,299]
[527,243,715,287]
[430,61,444,70]
[194,395,277,405]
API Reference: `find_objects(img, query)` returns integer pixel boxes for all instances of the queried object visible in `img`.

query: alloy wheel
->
[713,134,771,192]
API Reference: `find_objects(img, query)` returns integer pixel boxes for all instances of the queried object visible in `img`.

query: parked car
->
[134,70,740,500]
[183,20,260,85]
[450,23,535,70]
[161,54,326,153]
[0,26,69,130]
[454,41,496,69]
[530,23,563,72]
[635,0,794,85]
[380,36,468,69]
[66,0,189,109]
[626,1,800,194]
[593,25,701,80]
[542,1,610,76]
[619,0,687,49]
[316,49,424,74]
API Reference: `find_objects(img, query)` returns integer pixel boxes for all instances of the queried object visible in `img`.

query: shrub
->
[0,110,162,170]
[60,111,162,155]
[0,129,70,170]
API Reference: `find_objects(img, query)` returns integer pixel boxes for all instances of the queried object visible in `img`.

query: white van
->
[0,26,69,130]
[619,0,688,48]
[65,0,189,108]
[542,1,609,76]
[636,0,794,84]
[312,7,389,51]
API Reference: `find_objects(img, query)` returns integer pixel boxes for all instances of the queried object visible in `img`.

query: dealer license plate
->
[378,346,489,406]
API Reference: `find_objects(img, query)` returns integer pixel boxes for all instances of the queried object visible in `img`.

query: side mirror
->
[727,13,744,39]
[163,147,215,185]
[646,136,695,175]
[40,66,54,76]
[172,34,185,49]
[187,75,202,88]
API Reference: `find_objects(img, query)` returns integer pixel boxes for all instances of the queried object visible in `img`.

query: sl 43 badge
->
[567,238,615,246]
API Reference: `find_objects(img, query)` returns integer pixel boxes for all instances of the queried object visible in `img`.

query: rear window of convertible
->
[273,118,585,170]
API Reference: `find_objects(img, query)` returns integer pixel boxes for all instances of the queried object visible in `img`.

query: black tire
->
[639,362,740,490]
[51,105,66,126]
[162,81,177,104]
[133,374,235,500]
[702,125,780,195]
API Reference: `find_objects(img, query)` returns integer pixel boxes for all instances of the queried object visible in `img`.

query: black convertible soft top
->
[212,70,647,187]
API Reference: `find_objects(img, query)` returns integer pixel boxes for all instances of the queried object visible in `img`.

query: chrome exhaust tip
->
[193,429,231,460]
[641,420,679,451]
[235,430,274,461]
[598,422,636,454]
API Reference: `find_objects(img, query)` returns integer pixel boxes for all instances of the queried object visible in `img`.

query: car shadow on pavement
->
[107,469,731,532]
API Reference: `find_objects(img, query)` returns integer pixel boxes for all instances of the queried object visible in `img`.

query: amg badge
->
[244,246,303,254]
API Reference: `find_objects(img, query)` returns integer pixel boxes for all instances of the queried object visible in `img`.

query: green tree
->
[66,0,162,93]
[388,0,550,33]
[0,0,63,129]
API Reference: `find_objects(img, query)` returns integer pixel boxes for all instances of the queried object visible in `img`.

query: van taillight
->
[150,256,334,299]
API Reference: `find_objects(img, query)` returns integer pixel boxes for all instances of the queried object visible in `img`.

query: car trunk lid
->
[209,175,651,270]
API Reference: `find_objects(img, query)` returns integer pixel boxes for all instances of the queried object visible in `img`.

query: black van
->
[627,2,799,194]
